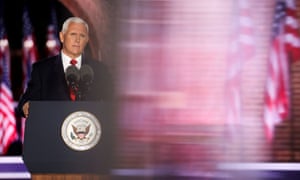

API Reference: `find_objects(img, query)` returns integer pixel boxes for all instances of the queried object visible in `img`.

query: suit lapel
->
[53,55,70,96]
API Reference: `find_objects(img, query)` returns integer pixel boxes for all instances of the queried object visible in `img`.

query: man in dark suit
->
[17,17,113,118]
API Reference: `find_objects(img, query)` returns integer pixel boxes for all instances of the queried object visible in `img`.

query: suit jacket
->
[17,53,113,117]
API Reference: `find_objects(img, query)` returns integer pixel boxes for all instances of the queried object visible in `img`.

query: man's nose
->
[75,35,80,42]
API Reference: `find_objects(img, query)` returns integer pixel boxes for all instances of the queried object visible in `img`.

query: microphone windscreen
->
[80,64,94,83]
[66,65,80,83]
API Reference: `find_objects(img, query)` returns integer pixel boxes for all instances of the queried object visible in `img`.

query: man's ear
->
[59,32,64,43]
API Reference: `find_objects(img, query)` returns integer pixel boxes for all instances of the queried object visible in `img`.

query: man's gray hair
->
[61,17,89,33]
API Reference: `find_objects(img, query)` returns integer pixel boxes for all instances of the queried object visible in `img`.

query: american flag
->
[264,0,300,142]
[0,18,18,154]
[21,6,39,143]
[225,0,254,138]
[46,5,60,57]
[22,6,38,91]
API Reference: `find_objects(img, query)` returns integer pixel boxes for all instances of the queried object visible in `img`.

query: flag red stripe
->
[264,0,300,142]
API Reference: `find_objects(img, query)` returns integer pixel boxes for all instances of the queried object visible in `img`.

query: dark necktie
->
[69,59,78,101]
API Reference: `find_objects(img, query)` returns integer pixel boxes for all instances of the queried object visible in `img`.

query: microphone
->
[79,64,94,100]
[66,65,80,85]
[66,65,80,100]
[80,64,94,84]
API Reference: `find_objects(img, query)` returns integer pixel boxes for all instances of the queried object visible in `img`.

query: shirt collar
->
[61,51,82,71]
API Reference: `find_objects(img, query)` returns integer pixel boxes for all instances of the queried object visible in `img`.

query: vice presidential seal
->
[61,111,101,151]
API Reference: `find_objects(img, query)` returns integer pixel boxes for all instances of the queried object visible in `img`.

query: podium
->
[22,101,114,179]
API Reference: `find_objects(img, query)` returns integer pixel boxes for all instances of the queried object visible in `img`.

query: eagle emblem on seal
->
[71,124,91,140]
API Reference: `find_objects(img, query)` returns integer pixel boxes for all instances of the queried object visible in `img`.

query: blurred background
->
[1,0,300,179]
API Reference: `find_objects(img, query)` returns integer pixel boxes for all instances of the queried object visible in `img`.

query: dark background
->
[4,0,70,51]
[2,0,71,101]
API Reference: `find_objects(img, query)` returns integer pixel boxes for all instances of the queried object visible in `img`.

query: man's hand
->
[23,102,30,118]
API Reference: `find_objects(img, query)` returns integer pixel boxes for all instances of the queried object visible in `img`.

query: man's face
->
[59,22,89,58]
